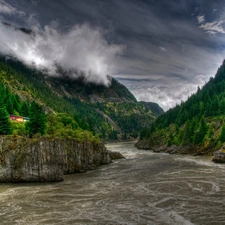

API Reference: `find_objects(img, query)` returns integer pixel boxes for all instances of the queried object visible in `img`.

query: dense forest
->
[0,77,100,142]
[138,60,225,154]
[0,57,162,141]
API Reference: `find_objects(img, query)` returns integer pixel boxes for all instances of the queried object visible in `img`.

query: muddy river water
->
[0,142,225,225]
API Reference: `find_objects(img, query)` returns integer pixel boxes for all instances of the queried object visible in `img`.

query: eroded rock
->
[108,151,125,160]
[0,136,111,182]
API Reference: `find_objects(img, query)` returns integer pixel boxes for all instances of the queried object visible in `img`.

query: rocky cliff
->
[0,136,111,182]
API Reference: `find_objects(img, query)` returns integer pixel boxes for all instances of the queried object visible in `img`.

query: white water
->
[0,142,225,225]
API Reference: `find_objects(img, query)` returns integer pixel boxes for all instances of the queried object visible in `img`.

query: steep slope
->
[0,57,162,140]
[136,60,225,155]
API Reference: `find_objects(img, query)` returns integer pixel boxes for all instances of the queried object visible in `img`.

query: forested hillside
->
[0,57,163,140]
[0,81,99,143]
[137,60,225,155]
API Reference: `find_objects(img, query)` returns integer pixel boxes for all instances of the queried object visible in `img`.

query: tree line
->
[140,61,225,149]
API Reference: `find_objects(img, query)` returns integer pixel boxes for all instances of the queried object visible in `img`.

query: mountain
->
[136,60,225,155]
[0,57,163,140]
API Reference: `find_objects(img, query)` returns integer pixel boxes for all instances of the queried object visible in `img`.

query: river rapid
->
[0,142,225,225]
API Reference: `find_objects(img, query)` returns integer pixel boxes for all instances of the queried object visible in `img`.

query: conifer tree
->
[26,101,46,136]
[219,124,225,143]
[193,117,208,144]
[206,125,214,140]
[6,98,14,115]
[0,106,11,135]
[182,120,191,145]
[20,102,30,117]
[219,99,225,115]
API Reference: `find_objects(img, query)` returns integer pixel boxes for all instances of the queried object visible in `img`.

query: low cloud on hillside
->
[0,22,123,86]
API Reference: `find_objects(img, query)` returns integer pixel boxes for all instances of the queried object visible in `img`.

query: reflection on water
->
[0,142,225,225]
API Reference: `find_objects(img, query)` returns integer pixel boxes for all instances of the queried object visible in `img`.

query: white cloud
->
[197,15,205,24]
[0,23,124,86]
[193,75,207,85]
[199,20,225,35]
[159,47,167,52]
[134,82,202,111]
[0,0,24,15]
[148,87,161,94]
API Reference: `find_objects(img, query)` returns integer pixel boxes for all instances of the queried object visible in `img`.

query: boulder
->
[108,151,125,160]
[213,149,225,163]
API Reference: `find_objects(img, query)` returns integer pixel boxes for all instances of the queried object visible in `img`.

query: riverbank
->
[135,140,217,156]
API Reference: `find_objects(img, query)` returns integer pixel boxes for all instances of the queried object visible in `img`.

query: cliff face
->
[0,136,111,182]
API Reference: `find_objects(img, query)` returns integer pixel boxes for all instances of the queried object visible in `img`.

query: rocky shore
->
[0,136,112,182]
[136,140,217,156]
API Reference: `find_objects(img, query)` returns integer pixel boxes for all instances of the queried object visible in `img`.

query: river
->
[0,142,225,225]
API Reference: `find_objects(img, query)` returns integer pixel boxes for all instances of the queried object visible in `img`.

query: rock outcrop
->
[108,151,125,160]
[213,149,225,163]
[0,136,111,182]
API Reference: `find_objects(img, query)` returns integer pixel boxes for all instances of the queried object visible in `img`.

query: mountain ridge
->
[136,60,225,156]
[0,57,163,140]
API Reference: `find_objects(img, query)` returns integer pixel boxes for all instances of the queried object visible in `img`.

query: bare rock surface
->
[0,136,111,182]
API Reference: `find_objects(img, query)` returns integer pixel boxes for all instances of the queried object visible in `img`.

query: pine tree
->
[0,106,11,135]
[167,138,172,147]
[26,101,46,136]
[219,124,225,143]
[193,117,208,144]
[206,124,214,140]
[6,98,14,115]
[182,120,192,145]
[211,95,220,116]
[219,99,225,115]
[20,102,30,117]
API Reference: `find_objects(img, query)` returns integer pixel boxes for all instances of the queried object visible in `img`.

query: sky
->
[0,0,225,110]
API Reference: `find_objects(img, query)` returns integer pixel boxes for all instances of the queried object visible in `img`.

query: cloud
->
[148,87,161,94]
[199,20,225,35]
[193,75,207,85]
[197,15,205,24]
[159,47,167,52]
[126,76,209,111]
[1,0,225,110]
[0,0,24,15]
[0,23,124,86]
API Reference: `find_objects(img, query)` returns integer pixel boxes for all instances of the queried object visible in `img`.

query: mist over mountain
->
[0,56,162,140]
[1,0,225,110]
[0,21,123,86]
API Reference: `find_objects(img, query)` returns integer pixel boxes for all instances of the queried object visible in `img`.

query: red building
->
[10,115,30,122]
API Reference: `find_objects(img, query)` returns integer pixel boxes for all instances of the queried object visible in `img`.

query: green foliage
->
[0,58,162,140]
[11,122,26,136]
[139,61,225,150]
[193,117,208,145]
[182,120,192,145]
[46,113,100,143]
[99,102,156,138]
[0,106,11,135]
[26,101,46,136]
[205,124,214,141]
[219,124,225,143]
[108,129,118,140]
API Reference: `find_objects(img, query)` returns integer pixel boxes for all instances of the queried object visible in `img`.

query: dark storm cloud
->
[1,0,225,109]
